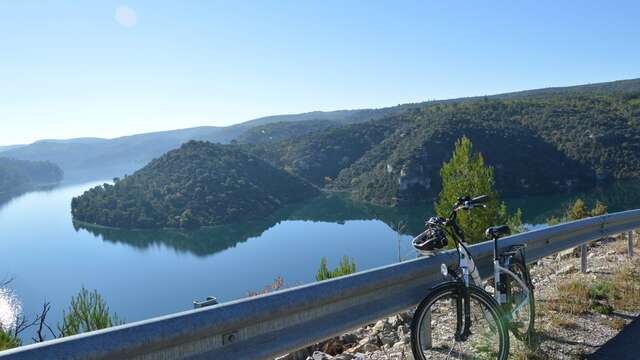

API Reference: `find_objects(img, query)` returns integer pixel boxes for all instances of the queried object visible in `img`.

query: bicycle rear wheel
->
[411,283,509,360]
[505,257,535,342]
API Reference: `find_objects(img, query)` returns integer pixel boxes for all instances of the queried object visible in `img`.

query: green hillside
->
[247,118,402,186]
[71,141,318,229]
[236,119,339,144]
[5,78,639,183]
[250,93,640,205]
[0,157,63,198]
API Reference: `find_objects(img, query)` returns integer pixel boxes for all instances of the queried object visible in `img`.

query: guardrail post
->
[580,244,588,273]
[628,231,634,258]
[419,309,432,350]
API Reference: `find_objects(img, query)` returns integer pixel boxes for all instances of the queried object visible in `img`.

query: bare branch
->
[12,313,38,339]
[32,301,55,342]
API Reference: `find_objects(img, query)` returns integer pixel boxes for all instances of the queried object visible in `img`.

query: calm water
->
[1,180,640,340]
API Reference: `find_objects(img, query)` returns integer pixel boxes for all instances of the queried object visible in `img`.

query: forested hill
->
[3,77,640,182]
[247,93,640,205]
[71,141,318,229]
[0,157,63,197]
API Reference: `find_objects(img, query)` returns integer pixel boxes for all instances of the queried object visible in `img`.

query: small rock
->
[372,320,387,333]
[320,338,343,355]
[399,311,413,323]
[334,354,354,360]
[280,348,313,360]
[311,351,333,360]
[397,325,406,338]
[388,315,402,328]
[363,343,379,352]
[340,333,358,345]
[557,264,577,275]
[358,335,377,346]
[378,331,398,346]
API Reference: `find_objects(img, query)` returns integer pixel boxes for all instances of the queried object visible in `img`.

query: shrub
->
[58,287,123,337]
[0,328,20,351]
[550,279,590,314]
[316,256,357,281]
[246,276,285,297]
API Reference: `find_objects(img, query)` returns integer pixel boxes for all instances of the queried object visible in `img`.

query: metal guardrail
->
[1,209,640,360]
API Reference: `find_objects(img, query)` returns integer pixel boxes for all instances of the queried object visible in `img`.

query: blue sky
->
[1,1,639,145]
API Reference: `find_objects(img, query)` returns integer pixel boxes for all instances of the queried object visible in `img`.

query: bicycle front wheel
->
[411,283,509,360]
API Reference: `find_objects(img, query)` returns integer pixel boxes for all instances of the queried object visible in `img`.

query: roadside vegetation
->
[0,286,121,351]
[435,136,523,243]
[548,198,608,224]
[316,256,357,281]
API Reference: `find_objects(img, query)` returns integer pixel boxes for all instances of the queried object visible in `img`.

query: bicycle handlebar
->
[453,194,488,211]
[469,195,488,204]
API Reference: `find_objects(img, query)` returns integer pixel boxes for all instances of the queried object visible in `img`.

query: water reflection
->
[0,183,61,211]
[73,216,282,257]
[506,180,640,224]
[74,193,430,257]
[73,181,640,258]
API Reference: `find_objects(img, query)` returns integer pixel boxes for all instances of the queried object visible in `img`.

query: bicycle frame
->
[445,207,530,325]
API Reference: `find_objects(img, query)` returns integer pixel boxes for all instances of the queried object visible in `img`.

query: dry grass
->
[548,258,640,316]
[510,330,548,360]
[246,276,285,297]
[548,278,591,314]
[611,262,640,311]
[602,317,626,331]
[549,315,580,330]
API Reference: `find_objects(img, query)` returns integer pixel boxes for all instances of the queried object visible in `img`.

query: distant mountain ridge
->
[2,77,639,183]
[0,157,63,200]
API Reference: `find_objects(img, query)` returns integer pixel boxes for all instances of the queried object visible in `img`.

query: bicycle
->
[409,195,535,360]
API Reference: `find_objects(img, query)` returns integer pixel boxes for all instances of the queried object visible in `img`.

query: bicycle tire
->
[411,282,509,360]
[505,257,536,342]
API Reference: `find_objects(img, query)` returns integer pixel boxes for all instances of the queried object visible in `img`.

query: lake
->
[1,180,640,340]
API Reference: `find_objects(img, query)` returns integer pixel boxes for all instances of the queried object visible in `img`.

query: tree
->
[435,136,522,243]
[547,199,608,224]
[567,199,589,221]
[591,200,608,217]
[0,328,20,351]
[58,287,123,337]
[316,256,357,281]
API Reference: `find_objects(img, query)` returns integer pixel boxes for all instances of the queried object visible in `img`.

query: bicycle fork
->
[455,248,473,342]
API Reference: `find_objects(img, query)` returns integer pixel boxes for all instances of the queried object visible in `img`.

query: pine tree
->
[435,136,522,243]
[590,200,608,217]
[316,256,357,281]
[566,199,589,220]
[58,287,123,337]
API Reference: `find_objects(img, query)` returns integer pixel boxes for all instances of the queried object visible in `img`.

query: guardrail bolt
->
[223,331,238,345]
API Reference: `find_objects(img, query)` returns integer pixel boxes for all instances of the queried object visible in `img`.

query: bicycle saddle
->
[485,225,511,239]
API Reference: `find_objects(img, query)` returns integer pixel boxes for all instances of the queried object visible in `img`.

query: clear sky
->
[1,1,639,145]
